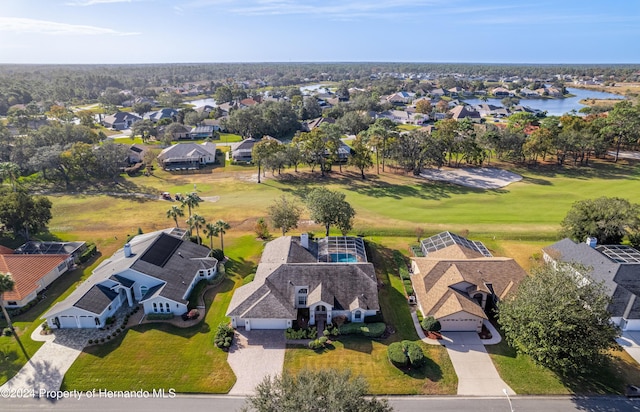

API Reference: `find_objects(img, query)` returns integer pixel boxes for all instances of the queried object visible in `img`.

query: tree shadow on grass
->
[340,336,373,354]
[396,357,444,382]
[225,257,258,278]
[0,349,21,384]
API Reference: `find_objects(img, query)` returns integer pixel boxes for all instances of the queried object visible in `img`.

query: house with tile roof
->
[411,232,527,332]
[543,238,640,331]
[42,228,217,329]
[226,235,379,330]
[157,142,217,170]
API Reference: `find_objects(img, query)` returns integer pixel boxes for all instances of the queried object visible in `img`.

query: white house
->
[157,142,217,170]
[42,228,217,329]
[543,238,640,331]
[226,235,379,330]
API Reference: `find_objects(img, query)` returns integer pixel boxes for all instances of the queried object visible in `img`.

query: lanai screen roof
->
[420,231,492,258]
[596,244,640,264]
[317,236,367,263]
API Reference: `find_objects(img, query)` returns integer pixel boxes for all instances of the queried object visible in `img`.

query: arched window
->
[354,311,361,320]
[140,285,148,298]
[153,302,158,312]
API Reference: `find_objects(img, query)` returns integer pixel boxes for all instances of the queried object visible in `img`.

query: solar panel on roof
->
[139,233,182,267]
[596,245,640,264]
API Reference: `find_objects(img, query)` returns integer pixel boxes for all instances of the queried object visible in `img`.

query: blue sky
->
[0,0,639,64]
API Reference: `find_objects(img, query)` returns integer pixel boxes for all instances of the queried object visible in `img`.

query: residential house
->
[492,87,514,97]
[519,88,539,98]
[0,241,85,308]
[159,124,190,140]
[145,108,179,123]
[385,91,415,105]
[102,112,141,130]
[231,136,281,163]
[411,232,527,332]
[42,228,217,329]
[543,238,640,331]
[448,105,482,123]
[128,144,147,164]
[303,117,336,131]
[226,235,379,330]
[190,125,217,139]
[157,142,217,170]
[429,88,446,98]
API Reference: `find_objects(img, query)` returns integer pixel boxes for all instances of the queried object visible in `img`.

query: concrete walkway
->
[227,329,286,395]
[617,331,640,365]
[0,326,83,394]
[411,313,514,396]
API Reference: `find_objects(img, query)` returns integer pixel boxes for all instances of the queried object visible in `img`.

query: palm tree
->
[166,205,185,228]
[187,214,206,244]
[181,192,201,217]
[0,162,20,191]
[0,272,26,358]
[204,222,219,251]
[214,220,231,254]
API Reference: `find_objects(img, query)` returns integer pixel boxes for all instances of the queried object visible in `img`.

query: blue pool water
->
[330,253,357,263]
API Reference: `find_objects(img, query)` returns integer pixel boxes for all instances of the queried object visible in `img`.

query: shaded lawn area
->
[60,235,264,393]
[283,241,457,395]
[61,277,238,393]
[487,331,640,395]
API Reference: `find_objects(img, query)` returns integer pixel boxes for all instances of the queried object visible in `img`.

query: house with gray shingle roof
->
[157,142,217,170]
[42,228,217,329]
[226,235,380,330]
[411,232,527,332]
[543,238,640,331]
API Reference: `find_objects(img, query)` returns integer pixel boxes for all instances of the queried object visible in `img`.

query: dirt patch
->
[420,167,522,189]
[201,196,220,202]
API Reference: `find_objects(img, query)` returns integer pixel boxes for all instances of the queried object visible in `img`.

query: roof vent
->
[586,237,597,248]
[124,243,132,258]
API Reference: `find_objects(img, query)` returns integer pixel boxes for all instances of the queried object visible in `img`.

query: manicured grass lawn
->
[486,327,640,395]
[283,240,457,395]
[60,235,264,393]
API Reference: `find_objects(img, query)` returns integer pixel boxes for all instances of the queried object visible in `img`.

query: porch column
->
[309,306,316,325]
[125,287,133,306]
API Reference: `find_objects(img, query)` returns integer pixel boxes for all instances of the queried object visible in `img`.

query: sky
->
[0,0,639,64]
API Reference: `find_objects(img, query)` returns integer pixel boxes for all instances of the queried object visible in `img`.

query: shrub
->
[79,243,97,263]
[338,323,362,335]
[388,342,408,367]
[332,315,348,326]
[146,313,173,320]
[403,280,414,296]
[88,339,93,344]
[421,316,441,332]
[116,328,121,333]
[318,336,328,344]
[214,323,235,349]
[364,313,384,323]
[100,338,105,343]
[406,342,426,367]
[361,322,386,338]
[106,335,111,340]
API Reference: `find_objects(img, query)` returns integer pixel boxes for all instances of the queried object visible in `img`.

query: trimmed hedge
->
[285,326,317,340]
[146,313,174,320]
[339,322,386,338]
[79,243,97,263]
[421,316,441,332]
[388,342,408,367]
[387,340,426,368]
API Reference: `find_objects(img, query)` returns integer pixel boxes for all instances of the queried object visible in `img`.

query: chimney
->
[586,237,597,248]
[300,233,309,250]
[124,243,132,257]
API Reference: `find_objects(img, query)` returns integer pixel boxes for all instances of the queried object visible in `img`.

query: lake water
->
[185,97,216,107]
[300,84,331,94]
[462,88,625,116]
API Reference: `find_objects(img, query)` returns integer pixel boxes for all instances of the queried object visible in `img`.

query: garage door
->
[248,319,288,330]
[79,315,96,328]
[58,315,77,328]
[440,318,480,332]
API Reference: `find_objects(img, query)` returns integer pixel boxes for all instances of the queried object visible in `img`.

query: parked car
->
[161,192,172,200]
[182,309,199,321]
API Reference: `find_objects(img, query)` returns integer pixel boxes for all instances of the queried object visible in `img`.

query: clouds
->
[0,17,139,36]
[65,0,139,6]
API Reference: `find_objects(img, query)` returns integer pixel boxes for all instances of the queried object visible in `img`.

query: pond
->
[185,97,216,107]
[461,88,625,116]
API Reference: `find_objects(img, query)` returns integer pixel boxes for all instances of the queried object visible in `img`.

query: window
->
[153,302,158,312]
[140,285,148,298]
[298,296,307,306]
[57,262,67,272]
[7,301,17,306]
[160,303,164,312]
[199,270,205,277]
[298,288,307,294]
[354,311,361,320]
[165,303,170,312]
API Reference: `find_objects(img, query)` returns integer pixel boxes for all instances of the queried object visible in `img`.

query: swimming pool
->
[330,253,357,263]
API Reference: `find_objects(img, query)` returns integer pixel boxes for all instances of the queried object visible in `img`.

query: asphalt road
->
[2,394,639,412]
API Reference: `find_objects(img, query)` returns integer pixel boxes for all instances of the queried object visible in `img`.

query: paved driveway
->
[227,330,286,395]
[617,331,640,364]
[443,332,514,396]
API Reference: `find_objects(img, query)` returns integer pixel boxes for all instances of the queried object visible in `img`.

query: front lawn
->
[487,329,640,395]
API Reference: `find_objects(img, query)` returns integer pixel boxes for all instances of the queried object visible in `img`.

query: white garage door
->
[79,315,96,328]
[58,315,78,328]
[248,319,288,330]
[440,317,481,332]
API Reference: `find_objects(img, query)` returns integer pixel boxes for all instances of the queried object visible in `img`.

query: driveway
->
[411,312,514,396]
[617,331,640,364]
[0,327,83,394]
[227,329,286,395]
